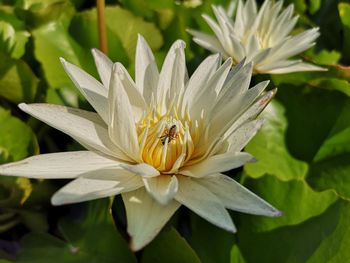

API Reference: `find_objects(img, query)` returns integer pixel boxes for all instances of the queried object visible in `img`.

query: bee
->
[160,125,178,145]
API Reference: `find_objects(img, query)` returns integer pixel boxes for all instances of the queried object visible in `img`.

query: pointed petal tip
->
[172,39,186,50]
[59,57,67,65]
[225,56,233,64]
[225,220,237,233]
[230,225,237,233]
[137,34,148,47]
[91,48,102,56]
[246,61,254,69]
[130,238,148,252]
[271,87,278,94]
[18,102,27,111]
[185,28,193,34]
[248,156,258,163]
[273,210,283,217]
[112,62,125,76]
[50,195,65,206]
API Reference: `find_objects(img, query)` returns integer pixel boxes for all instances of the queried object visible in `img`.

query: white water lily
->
[0,35,281,250]
[188,0,326,74]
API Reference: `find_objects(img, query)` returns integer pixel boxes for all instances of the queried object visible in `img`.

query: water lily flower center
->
[138,113,197,174]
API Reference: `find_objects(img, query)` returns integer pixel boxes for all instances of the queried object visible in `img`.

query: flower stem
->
[97,0,108,54]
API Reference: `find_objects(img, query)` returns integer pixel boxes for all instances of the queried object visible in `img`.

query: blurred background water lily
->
[0,35,280,250]
[188,0,326,74]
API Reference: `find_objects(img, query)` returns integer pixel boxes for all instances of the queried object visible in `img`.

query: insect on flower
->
[160,124,178,145]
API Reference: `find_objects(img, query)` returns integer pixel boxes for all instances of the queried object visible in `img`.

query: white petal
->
[251,48,271,66]
[189,58,232,120]
[60,58,108,123]
[245,35,260,60]
[264,29,320,63]
[197,173,282,216]
[208,80,268,144]
[91,48,113,88]
[135,34,159,103]
[202,14,226,46]
[211,62,253,118]
[19,103,131,161]
[227,34,246,62]
[109,64,140,161]
[112,63,147,122]
[0,151,119,179]
[143,175,178,205]
[180,152,255,178]
[243,0,258,21]
[234,0,246,37]
[120,163,160,178]
[226,119,265,152]
[187,29,227,55]
[224,89,276,137]
[122,188,180,251]
[157,40,186,115]
[175,176,236,232]
[212,6,235,55]
[182,53,221,116]
[263,61,327,74]
[52,169,143,205]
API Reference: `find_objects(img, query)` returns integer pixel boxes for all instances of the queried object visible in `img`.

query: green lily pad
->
[244,100,308,180]
[188,214,235,263]
[240,175,338,232]
[17,199,136,263]
[142,227,200,263]
[0,106,38,162]
[0,53,39,104]
[236,200,350,263]
[70,6,163,65]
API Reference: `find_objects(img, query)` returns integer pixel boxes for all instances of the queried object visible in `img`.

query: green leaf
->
[305,97,350,199]
[338,3,350,60]
[307,155,350,200]
[230,244,246,263]
[0,6,30,58]
[276,86,347,162]
[70,6,163,65]
[18,199,136,263]
[304,48,341,65]
[59,199,136,263]
[189,214,235,263]
[0,106,39,162]
[244,100,308,180]
[0,107,41,231]
[69,8,129,66]
[312,99,350,162]
[32,20,95,90]
[309,0,321,14]
[142,227,201,263]
[18,232,85,263]
[240,175,338,232]
[14,0,72,28]
[237,199,350,263]
[0,53,39,104]
[46,86,79,107]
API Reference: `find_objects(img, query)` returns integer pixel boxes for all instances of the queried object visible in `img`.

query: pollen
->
[137,112,198,174]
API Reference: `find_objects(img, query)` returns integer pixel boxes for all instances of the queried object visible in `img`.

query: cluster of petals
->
[0,35,281,250]
[188,0,325,74]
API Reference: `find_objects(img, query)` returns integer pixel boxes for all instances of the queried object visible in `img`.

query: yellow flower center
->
[137,110,201,174]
